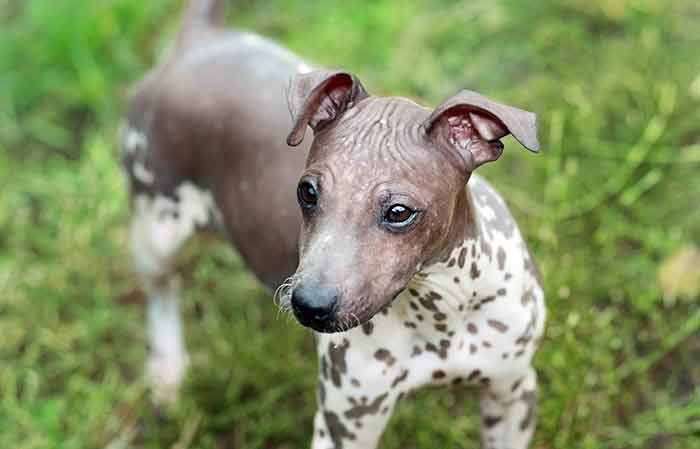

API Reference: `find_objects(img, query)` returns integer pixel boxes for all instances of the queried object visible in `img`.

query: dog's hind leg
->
[130,183,216,406]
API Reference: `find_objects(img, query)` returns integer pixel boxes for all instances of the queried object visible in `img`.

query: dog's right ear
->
[286,70,368,147]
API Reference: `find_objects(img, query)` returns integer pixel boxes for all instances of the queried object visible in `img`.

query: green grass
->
[1,0,700,448]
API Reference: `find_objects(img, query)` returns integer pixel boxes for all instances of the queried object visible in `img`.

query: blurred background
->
[1,0,699,448]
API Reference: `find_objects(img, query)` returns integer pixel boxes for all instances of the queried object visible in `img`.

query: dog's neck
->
[391,181,512,332]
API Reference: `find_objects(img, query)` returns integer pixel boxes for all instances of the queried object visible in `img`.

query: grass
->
[1,0,700,448]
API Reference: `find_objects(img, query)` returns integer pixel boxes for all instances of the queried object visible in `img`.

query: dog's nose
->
[290,283,339,330]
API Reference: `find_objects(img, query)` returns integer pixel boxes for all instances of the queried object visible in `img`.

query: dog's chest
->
[342,227,542,391]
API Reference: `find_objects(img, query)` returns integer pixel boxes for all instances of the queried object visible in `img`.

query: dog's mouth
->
[295,289,406,334]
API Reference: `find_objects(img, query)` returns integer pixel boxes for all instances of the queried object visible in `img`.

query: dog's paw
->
[146,351,190,407]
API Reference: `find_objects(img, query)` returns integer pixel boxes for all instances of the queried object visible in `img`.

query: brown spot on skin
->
[453,276,460,284]
[447,258,456,268]
[480,296,496,306]
[409,288,419,297]
[404,322,417,329]
[516,335,532,346]
[497,246,506,270]
[425,341,448,359]
[470,262,481,279]
[522,288,536,306]
[319,429,325,438]
[319,382,326,404]
[487,319,509,333]
[511,378,523,392]
[471,243,477,258]
[416,314,424,321]
[432,370,446,380]
[391,369,408,388]
[502,353,509,359]
[361,321,374,336]
[480,377,491,387]
[482,341,492,348]
[514,349,526,358]
[524,257,543,284]
[411,345,422,357]
[418,296,439,312]
[321,355,329,380]
[433,312,447,321]
[344,393,389,420]
[484,415,502,428]
[324,411,356,448]
[458,247,468,268]
[409,301,419,311]
[351,378,361,387]
[434,323,448,332]
[520,390,538,431]
[328,339,350,387]
[497,288,507,296]
[374,349,396,366]
[467,322,478,334]
[451,377,463,386]
[469,344,478,354]
[480,239,492,260]
[467,369,481,382]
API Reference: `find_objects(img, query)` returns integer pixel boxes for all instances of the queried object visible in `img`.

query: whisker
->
[348,312,361,330]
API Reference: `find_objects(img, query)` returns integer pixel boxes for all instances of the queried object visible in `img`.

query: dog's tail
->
[176,0,227,48]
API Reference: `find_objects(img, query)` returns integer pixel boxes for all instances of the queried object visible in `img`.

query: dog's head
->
[284,70,538,333]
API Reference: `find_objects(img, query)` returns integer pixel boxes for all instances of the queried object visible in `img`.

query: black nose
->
[291,283,339,330]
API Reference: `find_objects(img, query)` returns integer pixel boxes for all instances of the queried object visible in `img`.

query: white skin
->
[310,175,546,449]
[129,174,221,405]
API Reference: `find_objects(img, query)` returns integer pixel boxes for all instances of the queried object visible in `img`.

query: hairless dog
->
[122,1,546,448]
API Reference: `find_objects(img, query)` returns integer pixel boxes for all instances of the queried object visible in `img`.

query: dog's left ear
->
[286,70,368,147]
[423,90,539,171]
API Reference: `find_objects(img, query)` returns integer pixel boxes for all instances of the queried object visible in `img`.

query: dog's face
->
[285,71,538,333]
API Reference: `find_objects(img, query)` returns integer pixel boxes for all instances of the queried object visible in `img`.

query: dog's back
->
[123,0,312,287]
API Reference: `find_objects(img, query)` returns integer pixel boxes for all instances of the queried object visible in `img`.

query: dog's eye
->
[297,181,319,209]
[384,204,416,227]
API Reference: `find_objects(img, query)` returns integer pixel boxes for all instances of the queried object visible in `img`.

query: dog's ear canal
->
[286,70,369,147]
[422,90,540,171]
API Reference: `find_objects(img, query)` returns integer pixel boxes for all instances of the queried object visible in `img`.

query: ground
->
[1,0,699,448]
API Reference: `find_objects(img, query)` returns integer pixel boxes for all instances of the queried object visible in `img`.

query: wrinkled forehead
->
[308,97,461,181]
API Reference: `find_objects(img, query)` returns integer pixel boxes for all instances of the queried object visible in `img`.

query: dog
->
[122,1,546,448]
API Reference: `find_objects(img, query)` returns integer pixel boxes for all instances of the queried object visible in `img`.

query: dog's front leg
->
[479,366,538,449]
[310,336,406,449]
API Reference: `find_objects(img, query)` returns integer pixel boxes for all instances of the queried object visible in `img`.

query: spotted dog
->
[122,1,546,448]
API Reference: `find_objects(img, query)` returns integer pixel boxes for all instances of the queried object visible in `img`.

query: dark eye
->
[384,204,416,227]
[297,181,319,210]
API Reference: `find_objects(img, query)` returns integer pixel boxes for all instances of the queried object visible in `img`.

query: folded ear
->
[286,70,369,147]
[423,90,539,171]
